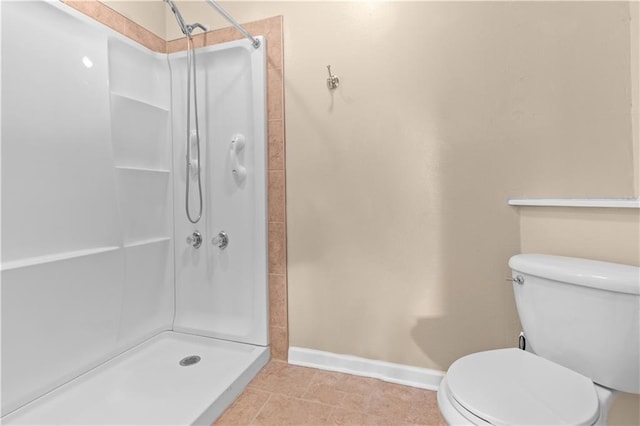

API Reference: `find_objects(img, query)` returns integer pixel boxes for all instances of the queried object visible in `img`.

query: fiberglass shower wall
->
[170,39,269,346]
[1,1,173,416]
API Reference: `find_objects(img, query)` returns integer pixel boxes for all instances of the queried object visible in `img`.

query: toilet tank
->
[509,254,640,394]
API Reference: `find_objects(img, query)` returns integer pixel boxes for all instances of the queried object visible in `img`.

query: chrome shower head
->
[187,23,209,34]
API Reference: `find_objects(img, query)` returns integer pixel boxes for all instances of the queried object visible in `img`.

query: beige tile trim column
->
[63,1,289,361]
[63,0,167,52]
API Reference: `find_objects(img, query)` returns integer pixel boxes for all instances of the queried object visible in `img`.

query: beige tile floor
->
[215,361,446,426]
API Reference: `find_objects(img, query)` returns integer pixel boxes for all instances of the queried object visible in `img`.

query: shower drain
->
[179,355,201,366]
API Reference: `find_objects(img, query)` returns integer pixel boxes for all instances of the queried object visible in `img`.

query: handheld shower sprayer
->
[164,0,208,224]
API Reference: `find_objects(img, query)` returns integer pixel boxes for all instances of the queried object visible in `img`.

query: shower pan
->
[1,1,269,424]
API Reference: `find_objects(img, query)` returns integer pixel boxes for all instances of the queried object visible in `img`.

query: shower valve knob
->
[212,231,229,249]
[187,231,202,249]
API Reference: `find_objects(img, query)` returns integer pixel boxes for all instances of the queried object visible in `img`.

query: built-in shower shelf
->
[110,91,169,112]
[508,198,640,208]
[116,166,170,174]
[0,246,121,271]
[124,237,171,248]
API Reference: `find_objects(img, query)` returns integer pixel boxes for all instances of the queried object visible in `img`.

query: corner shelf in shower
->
[110,92,171,172]
[0,246,121,272]
[124,237,171,249]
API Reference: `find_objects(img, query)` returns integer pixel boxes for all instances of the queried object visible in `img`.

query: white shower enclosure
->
[171,44,268,345]
[1,1,269,424]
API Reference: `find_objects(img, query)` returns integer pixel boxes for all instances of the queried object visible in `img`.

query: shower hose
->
[185,33,203,224]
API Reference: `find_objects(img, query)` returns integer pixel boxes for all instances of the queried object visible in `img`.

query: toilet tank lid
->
[509,254,640,295]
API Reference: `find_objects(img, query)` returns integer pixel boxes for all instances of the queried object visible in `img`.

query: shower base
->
[2,331,270,425]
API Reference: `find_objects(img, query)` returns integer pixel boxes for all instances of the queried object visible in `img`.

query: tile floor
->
[215,361,446,425]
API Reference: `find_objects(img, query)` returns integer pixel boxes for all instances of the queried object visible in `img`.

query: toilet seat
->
[445,349,600,425]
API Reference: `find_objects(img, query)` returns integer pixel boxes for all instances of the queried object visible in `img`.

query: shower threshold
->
[2,331,270,425]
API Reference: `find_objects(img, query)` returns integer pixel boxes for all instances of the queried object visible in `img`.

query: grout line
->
[273,393,339,410]
[324,406,336,423]
[300,372,315,398]
[247,391,273,425]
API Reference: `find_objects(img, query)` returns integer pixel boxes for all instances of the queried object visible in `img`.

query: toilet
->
[437,254,639,425]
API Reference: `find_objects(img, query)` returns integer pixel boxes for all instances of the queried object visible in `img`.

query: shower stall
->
[1,1,269,424]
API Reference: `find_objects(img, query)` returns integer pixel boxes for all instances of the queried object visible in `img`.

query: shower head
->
[188,23,210,33]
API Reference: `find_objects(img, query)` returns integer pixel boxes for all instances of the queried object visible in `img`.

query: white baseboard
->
[288,347,444,391]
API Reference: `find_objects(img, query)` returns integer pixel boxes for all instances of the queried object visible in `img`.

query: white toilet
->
[437,254,639,425]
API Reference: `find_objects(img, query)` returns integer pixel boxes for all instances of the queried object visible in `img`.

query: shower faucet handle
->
[187,231,203,249]
[212,231,229,249]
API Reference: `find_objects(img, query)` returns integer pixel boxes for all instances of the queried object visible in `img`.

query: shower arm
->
[204,0,260,49]
[188,23,209,34]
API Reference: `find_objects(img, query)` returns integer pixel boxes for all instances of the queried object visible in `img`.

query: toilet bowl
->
[437,349,610,425]
[437,254,639,425]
